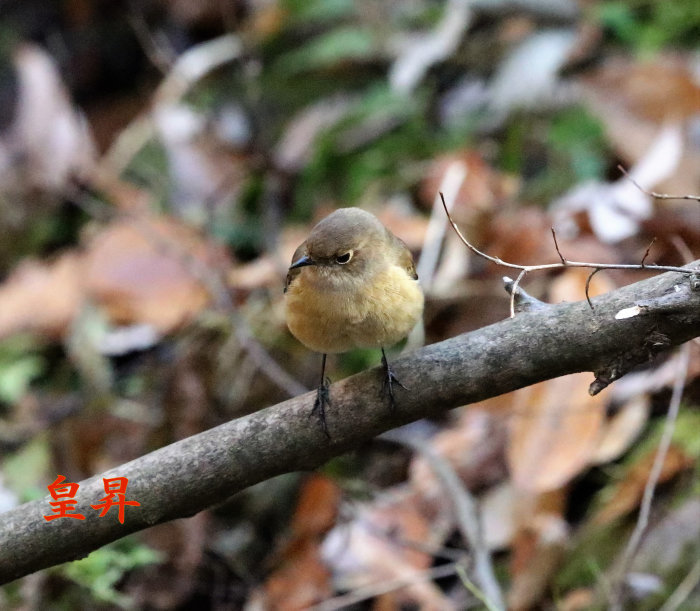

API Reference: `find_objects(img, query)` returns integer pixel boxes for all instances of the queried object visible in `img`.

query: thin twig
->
[508,268,529,318]
[397,437,505,611]
[618,165,700,202]
[658,558,700,611]
[438,192,698,318]
[362,520,466,562]
[584,268,603,310]
[308,562,462,611]
[456,564,503,611]
[551,227,567,265]
[102,33,243,175]
[641,237,656,268]
[608,343,691,610]
[128,10,175,74]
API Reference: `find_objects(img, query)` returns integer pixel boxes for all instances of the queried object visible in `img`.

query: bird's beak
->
[289,255,315,270]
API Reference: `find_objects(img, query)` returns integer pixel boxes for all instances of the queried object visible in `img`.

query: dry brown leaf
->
[228,225,308,293]
[557,587,596,611]
[549,266,614,302]
[590,394,651,465]
[0,253,84,341]
[580,54,700,197]
[593,443,694,526]
[228,256,281,293]
[507,490,569,611]
[506,268,614,492]
[286,475,341,546]
[321,488,452,609]
[84,217,222,332]
[0,214,228,341]
[479,482,517,550]
[583,55,700,123]
[261,540,333,611]
[484,208,619,271]
[419,151,519,222]
[409,408,507,504]
[258,475,341,611]
[507,373,606,493]
[372,588,453,611]
[482,206,556,267]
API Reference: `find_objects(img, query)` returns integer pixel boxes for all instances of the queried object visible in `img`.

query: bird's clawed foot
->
[381,349,407,411]
[310,377,331,438]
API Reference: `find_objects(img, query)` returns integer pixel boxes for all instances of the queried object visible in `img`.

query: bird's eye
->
[335,251,352,264]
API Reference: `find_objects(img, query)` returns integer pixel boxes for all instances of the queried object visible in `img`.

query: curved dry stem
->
[551,227,567,264]
[585,268,603,311]
[509,268,529,318]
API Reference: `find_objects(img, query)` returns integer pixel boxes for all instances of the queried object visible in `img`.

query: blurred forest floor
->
[0,0,698,609]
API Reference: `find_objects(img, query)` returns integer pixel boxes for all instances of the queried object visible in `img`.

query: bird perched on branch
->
[284,207,424,436]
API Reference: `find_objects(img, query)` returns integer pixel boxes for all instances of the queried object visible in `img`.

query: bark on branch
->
[1,263,699,584]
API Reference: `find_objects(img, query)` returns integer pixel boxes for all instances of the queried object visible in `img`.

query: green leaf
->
[283,0,356,23]
[0,356,45,404]
[276,26,376,74]
[0,335,46,404]
[62,540,163,608]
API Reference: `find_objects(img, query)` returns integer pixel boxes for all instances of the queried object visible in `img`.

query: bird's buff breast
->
[285,265,424,354]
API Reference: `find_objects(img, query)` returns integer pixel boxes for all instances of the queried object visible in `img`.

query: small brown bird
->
[284,207,424,435]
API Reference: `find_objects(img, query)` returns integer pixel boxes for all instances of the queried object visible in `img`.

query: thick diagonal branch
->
[0,263,699,584]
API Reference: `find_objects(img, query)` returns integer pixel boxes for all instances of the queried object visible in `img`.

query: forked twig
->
[438,192,697,315]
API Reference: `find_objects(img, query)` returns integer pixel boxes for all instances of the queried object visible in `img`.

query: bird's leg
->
[381,348,407,410]
[310,353,331,437]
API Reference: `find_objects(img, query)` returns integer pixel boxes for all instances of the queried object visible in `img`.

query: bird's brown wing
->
[284,242,307,293]
[390,233,418,280]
